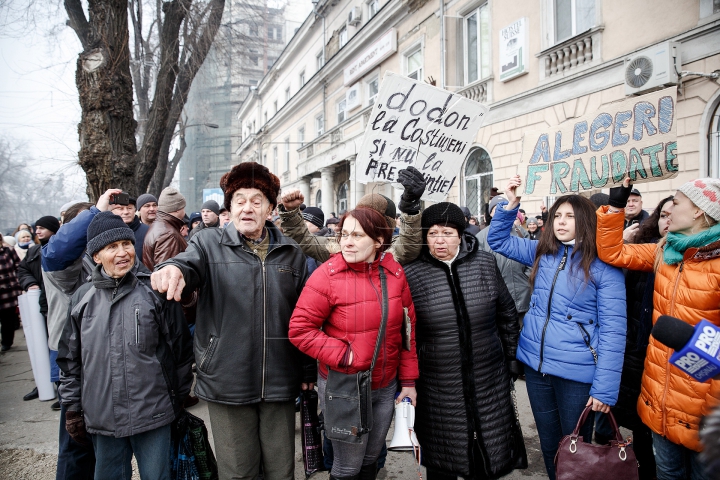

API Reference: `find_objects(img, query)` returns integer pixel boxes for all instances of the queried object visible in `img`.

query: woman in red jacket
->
[289,206,419,480]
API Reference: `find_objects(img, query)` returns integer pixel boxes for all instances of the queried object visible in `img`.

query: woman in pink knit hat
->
[596,177,720,480]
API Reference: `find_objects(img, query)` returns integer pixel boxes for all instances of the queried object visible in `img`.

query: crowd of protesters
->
[1,163,719,480]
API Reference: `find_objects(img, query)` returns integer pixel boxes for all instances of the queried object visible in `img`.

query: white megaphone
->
[389,397,420,451]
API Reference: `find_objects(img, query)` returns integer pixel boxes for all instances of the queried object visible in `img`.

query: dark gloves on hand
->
[397,166,426,215]
[65,409,90,446]
[507,360,524,382]
[608,183,633,209]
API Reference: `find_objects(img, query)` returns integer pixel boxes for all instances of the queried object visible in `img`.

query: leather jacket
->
[143,211,187,270]
[156,222,317,405]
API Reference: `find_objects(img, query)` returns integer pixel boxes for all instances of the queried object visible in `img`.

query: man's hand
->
[28,285,40,291]
[540,202,547,213]
[301,383,315,391]
[96,189,123,212]
[151,266,186,302]
[586,396,610,413]
[397,166,426,215]
[281,190,304,211]
[504,175,522,210]
[396,386,417,406]
[65,409,91,446]
[623,223,639,243]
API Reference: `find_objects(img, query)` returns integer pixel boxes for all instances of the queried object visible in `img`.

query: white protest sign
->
[356,72,488,202]
[520,87,678,197]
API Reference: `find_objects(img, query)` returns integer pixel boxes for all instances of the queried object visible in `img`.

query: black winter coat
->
[404,235,526,479]
[17,244,47,316]
[612,268,655,430]
[157,221,317,405]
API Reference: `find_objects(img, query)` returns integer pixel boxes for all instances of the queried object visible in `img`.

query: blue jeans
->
[652,432,708,480]
[524,366,594,480]
[56,392,95,480]
[50,349,59,383]
[91,424,171,480]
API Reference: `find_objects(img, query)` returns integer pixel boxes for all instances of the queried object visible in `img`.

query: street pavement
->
[0,330,548,479]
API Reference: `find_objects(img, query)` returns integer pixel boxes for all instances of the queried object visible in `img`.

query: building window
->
[273,146,278,173]
[285,87,291,103]
[464,148,493,221]
[368,0,379,18]
[337,182,348,213]
[249,24,258,36]
[464,4,490,85]
[405,47,423,81]
[316,190,322,209]
[709,101,720,178]
[273,100,278,115]
[554,0,595,43]
[249,79,258,86]
[339,26,348,48]
[337,98,347,124]
[317,51,324,70]
[299,71,306,86]
[367,76,379,106]
[268,25,282,40]
[248,50,259,66]
[284,138,290,172]
[268,57,276,68]
[275,26,283,42]
[298,126,305,147]
[316,114,324,137]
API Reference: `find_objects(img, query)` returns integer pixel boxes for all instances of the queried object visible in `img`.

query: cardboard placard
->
[356,72,488,202]
[520,87,678,197]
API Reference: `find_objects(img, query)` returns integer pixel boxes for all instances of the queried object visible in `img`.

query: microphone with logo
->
[651,316,720,382]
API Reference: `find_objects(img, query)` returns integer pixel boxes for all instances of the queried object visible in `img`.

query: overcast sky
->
[0,6,89,201]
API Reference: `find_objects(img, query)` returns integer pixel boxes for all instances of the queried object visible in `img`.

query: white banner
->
[18,290,54,401]
[356,72,488,202]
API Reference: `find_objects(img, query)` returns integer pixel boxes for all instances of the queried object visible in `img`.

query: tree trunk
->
[66,0,138,202]
[133,0,191,195]
[147,0,225,197]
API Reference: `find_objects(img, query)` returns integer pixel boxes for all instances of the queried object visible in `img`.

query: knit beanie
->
[302,207,325,229]
[136,193,158,210]
[86,211,136,256]
[201,200,220,216]
[421,203,467,237]
[35,215,60,233]
[357,193,396,229]
[589,192,610,209]
[219,162,281,210]
[526,217,538,225]
[678,178,720,222]
[488,196,508,215]
[157,187,186,213]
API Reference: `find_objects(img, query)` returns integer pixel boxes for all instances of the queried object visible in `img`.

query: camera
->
[110,192,130,206]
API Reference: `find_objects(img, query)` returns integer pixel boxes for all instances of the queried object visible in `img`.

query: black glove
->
[507,360,524,382]
[65,409,91,447]
[397,166,426,215]
[608,183,633,209]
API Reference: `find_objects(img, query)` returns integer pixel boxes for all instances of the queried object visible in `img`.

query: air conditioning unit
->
[624,41,680,96]
[348,6,362,26]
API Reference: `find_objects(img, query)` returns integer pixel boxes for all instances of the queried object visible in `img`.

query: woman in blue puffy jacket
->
[487,175,626,480]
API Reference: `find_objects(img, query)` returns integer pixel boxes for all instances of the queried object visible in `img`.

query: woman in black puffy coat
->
[403,203,526,480]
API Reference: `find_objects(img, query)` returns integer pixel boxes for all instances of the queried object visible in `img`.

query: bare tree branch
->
[64,0,91,49]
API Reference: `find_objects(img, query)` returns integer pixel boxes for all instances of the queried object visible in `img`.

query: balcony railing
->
[457,78,490,104]
[538,27,603,81]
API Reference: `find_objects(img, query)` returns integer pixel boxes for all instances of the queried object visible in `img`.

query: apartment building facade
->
[236,0,720,220]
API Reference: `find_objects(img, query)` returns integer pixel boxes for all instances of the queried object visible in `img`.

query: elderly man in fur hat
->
[279,165,426,265]
[151,162,315,480]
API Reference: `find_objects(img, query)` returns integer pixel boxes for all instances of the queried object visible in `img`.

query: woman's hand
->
[586,396,610,413]
[396,386,417,406]
[608,177,633,213]
[505,175,522,210]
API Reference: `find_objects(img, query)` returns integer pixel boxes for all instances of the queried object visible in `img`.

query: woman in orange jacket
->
[596,177,720,480]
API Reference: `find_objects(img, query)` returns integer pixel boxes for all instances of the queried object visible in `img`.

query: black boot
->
[358,461,378,480]
[23,387,38,401]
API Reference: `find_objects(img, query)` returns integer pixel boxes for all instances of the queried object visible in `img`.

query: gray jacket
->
[157,221,316,405]
[44,255,94,350]
[476,226,532,314]
[57,261,193,437]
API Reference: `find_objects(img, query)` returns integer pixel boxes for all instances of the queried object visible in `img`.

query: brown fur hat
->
[220,162,281,210]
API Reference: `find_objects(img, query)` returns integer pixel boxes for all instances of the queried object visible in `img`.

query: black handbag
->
[324,264,388,444]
